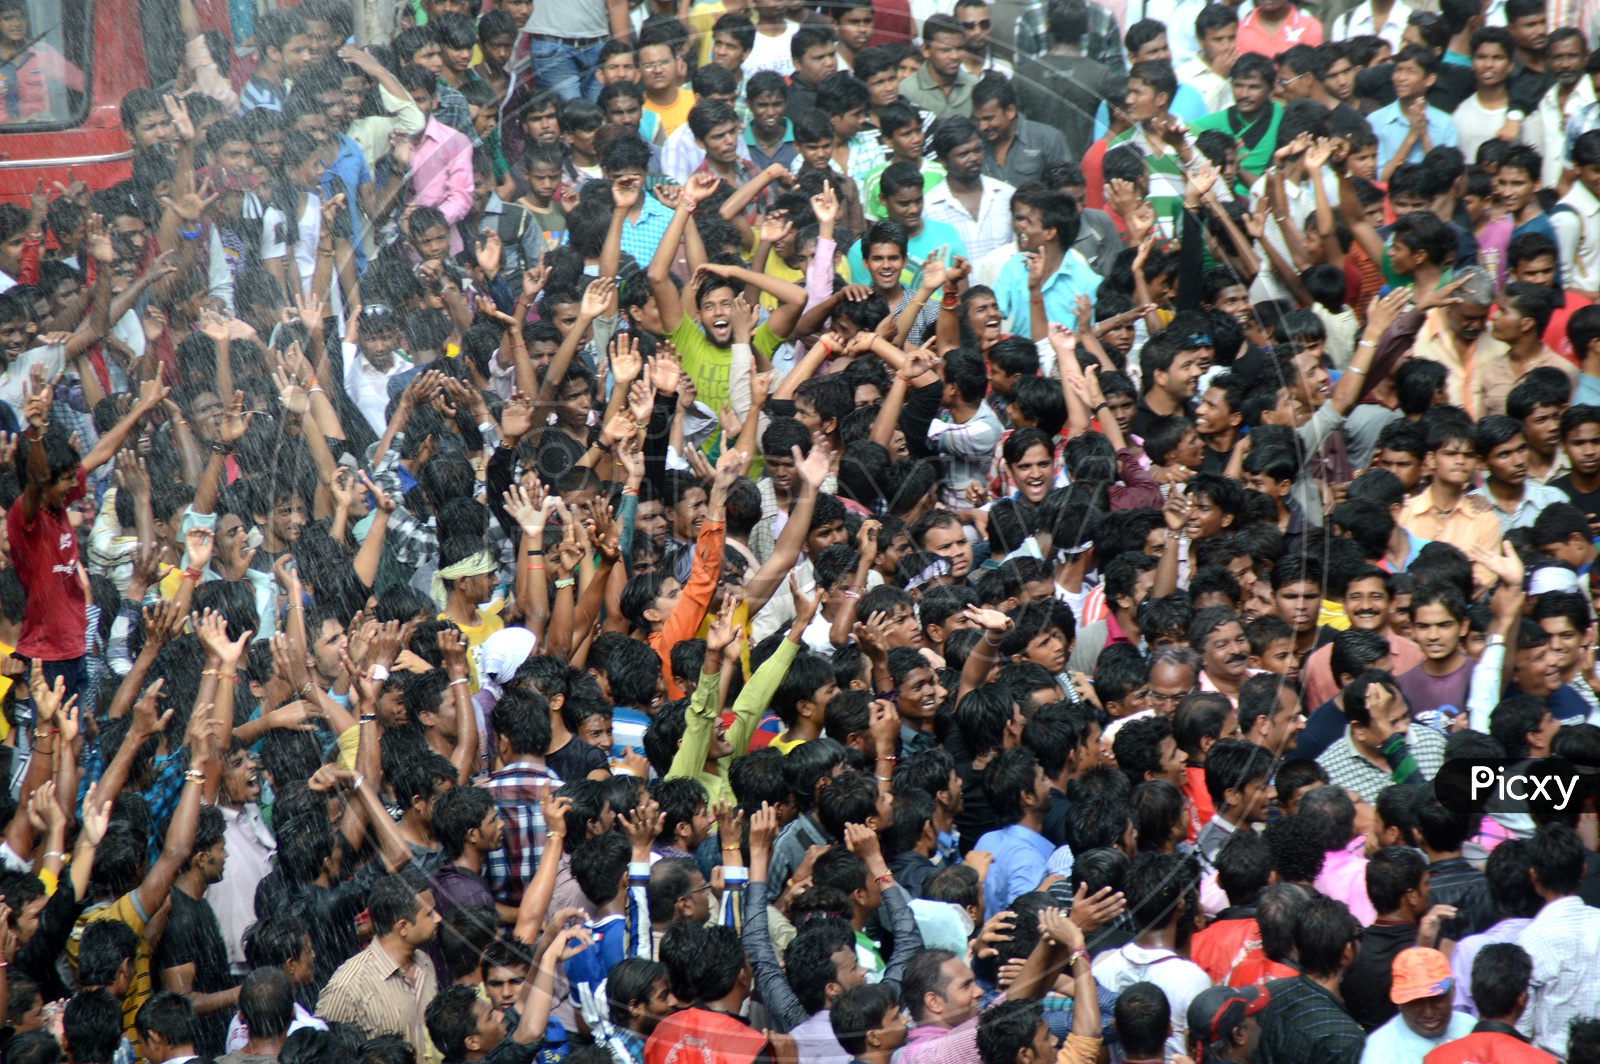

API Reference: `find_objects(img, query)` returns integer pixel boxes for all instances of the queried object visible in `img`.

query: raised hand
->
[810,181,839,227]
[748,801,779,856]
[1066,883,1127,932]
[705,597,741,655]
[504,476,552,536]
[580,275,616,319]
[184,526,215,572]
[218,389,252,444]
[963,604,1014,634]
[795,440,831,490]
[843,821,882,862]
[610,332,643,387]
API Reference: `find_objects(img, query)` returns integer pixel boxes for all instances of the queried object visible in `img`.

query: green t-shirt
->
[672,315,783,450]
[1187,103,1285,177]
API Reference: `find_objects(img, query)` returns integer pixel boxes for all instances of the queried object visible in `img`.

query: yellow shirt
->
[761,255,805,310]
[769,733,808,754]
[645,88,697,137]
[336,724,361,771]
[68,893,152,1045]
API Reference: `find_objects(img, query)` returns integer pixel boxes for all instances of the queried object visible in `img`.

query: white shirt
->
[1092,942,1213,1060]
[1247,169,1336,303]
[924,175,1018,261]
[1177,55,1234,113]
[1333,0,1413,49]
[0,343,64,426]
[1453,94,1511,164]
[1517,895,1600,1057]
[1133,0,1209,69]
[660,120,753,184]
[262,190,344,320]
[1359,1011,1476,1064]
[209,803,278,972]
[1526,77,1596,186]
[341,341,414,433]
[746,25,797,76]
[1555,179,1600,293]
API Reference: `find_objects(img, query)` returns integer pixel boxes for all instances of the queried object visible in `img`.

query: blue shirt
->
[618,194,676,268]
[612,706,650,760]
[975,822,1055,921]
[1371,99,1459,172]
[846,217,968,290]
[321,134,373,272]
[994,248,1101,338]
[1579,372,1600,406]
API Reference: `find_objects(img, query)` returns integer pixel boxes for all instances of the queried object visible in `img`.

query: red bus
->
[0,0,149,202]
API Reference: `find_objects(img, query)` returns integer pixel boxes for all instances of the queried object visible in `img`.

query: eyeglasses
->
[1277,72,1307,88]
[680,882,716,898]
[640,58,674,71]
[960,18,992,29]
[362,303,394,317]
[1148,688,1196,707]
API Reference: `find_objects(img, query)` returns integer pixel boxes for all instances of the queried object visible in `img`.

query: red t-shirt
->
[1424,1030,1557,1064]
[645,1007,768,1064]
[1184,764,1212,844]
[1228,952,1298,988]
[1547,291,1592,363]
[7,466,88,660]
[1190,917,1261,984]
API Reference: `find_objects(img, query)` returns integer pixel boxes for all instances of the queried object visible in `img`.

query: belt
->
[528,32,608,46]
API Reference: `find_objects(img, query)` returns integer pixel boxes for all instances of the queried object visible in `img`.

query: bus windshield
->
[0,0,87,126]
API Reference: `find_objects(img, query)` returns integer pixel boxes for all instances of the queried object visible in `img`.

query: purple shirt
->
[1395,659,1474,721]
[1451,917,1534,1015]
[788,1008,851,1064]
[1315,838,1376,925]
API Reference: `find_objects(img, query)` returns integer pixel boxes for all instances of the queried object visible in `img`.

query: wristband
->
[554,577,576,589]
[359,713,378,724]
[369,664,390,682]
[184,769,206,783]
[42,851,65,861]
[181,226,202,241]
[448,677,469,687]
[874,872,894,885]
[183,567,203,582]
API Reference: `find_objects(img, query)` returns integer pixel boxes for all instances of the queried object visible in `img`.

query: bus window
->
[0,0,87,126]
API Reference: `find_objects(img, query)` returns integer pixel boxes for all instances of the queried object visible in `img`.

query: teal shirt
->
[846,217,968,290]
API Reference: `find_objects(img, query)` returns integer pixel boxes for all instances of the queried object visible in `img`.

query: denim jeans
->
[527,37,606,101]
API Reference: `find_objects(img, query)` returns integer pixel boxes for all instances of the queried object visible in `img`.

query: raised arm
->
[650,172,722,335]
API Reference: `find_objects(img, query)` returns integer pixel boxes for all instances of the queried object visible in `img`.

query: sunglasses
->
[959,18,992,29]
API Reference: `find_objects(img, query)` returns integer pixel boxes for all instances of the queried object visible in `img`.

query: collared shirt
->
[1518,895,1600,1056]
[924,175,1018,261]
[210,803,277,972]
[1425,856,1496,942]
[1237,5,1323,57]
[928,400,1005,507]
[1257,975,1366,1064]
[975,822,1054,920]
[1316,725,1448,804]
[1195,813,1236,870]
[1400,485,1504,565]
[1315,837,1376,925]
[898,65,978,121]
[1527,77,1595,186]
[1468,480,1570,531]
[744,120,796,173]
[982,118,1071,187]
[1555,179,1600,294]
[410,117,474,255]
[1410,307,1504,413]
[1475,345,1578,417]
[1361,1009,1476,1063]
[1371,98,1460,172]
[316,940,440,1064]
[320,133,372,271]
[1333,0,1412,48]
[481,760,563,907]
[343,344,415,434]
[1177,55,1233,113]
[617,194,677,268]
[1450,917,1535,1015]
[993,247,1100,336]
[662,119,754,184]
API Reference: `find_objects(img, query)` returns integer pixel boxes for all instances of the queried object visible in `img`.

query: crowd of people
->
[10,0,1600,1061]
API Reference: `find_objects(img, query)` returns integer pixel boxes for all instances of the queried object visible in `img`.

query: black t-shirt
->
[1551,474,1600,523]
[154,888,240,1056]
[547,736,608,783]
[1132,399,1196,441]
[1339,921,1419,1031]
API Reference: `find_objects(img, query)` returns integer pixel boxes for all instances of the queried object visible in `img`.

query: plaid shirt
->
[480,761,563,908]
[1257,975,1365,1064]
[1314,726,1447,804]
[1518,895,1600,1057]
[692,158,771,224]
[143,748,191,864]
[1013,1,1126,70]
[371,433,439,571]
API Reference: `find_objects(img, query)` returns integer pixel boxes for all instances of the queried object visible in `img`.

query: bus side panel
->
[0,0,150,201]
